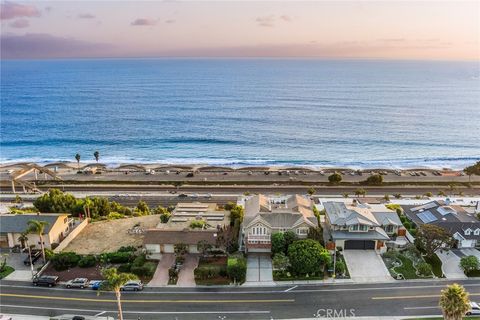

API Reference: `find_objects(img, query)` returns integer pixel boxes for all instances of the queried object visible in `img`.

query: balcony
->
[247,234,271,241]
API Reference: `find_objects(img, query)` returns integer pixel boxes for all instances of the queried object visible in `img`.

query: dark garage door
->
[345,240,375,250]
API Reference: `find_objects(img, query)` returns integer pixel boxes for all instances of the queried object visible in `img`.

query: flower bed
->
[194,256,229,285]
[383,246,434,280]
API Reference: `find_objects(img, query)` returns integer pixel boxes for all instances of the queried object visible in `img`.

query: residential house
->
[323,200,404,251]
[0,213,72,250]
[403,200,480,248]
[144,202,230,258]
[241,194,318,253]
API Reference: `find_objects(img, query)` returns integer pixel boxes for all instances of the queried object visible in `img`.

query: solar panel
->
[417,210,437,223]
[411,202,437,212]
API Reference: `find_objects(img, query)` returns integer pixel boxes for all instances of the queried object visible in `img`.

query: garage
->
[162,244,174,253]
[345,240,375,250]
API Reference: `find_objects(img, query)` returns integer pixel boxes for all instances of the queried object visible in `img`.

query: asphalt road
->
[1,280,480,319]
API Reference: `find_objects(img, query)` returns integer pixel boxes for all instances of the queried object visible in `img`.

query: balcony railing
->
[247,234,271,241]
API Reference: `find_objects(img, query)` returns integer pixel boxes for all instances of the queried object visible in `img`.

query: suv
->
[120,280,143,291]
[24,250,42,266]
[65,278,89,289]
[467,302,480,316]
[32,275,59,287]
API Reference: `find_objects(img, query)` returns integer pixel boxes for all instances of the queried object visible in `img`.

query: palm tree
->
[439,283,470,320]
[342,192,349,198]
[101,268,138,320]
[18,232,35,278]
[75,153,81,169]
[83,197,93,219]
[93,151,100,163]
[27,220,49,263]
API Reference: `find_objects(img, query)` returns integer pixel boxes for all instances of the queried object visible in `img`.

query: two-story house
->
[323,200,403,251]
[241,194,318,253]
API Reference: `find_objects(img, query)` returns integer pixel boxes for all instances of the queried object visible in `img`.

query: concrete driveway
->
[3,252,39,281]
[177,254,199,287]
[245,254,274,286]
[342,250,393,283]
[436,250,467,279]
[148,253,175,287]
[461,248,480,260]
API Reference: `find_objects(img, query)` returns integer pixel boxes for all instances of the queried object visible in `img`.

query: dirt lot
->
[62,215,160,254]
[44,264,104,282]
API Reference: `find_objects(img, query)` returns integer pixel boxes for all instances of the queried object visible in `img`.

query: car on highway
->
[65,278,89,289]
[32,275,59,287]
[467,302,480,316]
[178,193,188,198]
[89,280,106,290]
[50,315,114,320]
[23,250,42,266]
[120,280,143,291]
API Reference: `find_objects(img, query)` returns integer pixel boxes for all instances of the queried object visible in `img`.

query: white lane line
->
[0,304,271,314]
[94,311,107,316]
[284,285,298,292]
[404,306,440,310]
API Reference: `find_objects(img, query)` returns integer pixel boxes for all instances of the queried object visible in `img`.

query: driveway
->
[461,248,480,260]
[245,254,274,286]
[342,250,393,283]
[177,254,199,287]
[148,253,175,287]
[436,250,467,279]
[2,252,39,281]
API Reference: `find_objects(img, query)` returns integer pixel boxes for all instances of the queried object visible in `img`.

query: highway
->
[1,280,480,319]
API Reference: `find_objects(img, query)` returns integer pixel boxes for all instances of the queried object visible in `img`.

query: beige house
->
[241,194,318,253]
[0,213,72,250]
[144,202,230,258]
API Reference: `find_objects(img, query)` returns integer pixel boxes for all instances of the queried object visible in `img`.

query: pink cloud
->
[0,1,41,20]
[78,13,95,19]
[9,18,29,28]
[279,15,292,22]
[256,15,275,27]
[131,18,157,26]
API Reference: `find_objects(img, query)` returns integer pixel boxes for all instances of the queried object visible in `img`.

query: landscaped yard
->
[424,254,444,278]
[63,215,161,254]
[0,266,15,279]
[383,246,435,280]
[194,255,229,285]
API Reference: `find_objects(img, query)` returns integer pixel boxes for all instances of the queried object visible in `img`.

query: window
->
[350,225,359,231]
[474,229,480,236]
[465,229,471,236]
[296,228,308,235]
[251,225,267,236]
[384,225,394,233]
[359,225,368,231]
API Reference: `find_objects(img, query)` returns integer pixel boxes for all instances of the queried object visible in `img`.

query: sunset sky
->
[1,1,479,60]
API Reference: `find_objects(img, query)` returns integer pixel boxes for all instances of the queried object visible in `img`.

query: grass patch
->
[393,255,418,279]
[0,266,15,279]
[385,204,401,211]
[424,254,444,278]
[194,256,229,286]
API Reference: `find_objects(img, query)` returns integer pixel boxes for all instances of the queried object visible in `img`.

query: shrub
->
[272,252,290,272]
[328,172,342,184]
[117,246,136,252]
[78,255,97,268]
[364,174,383,185]
[288,239,331,276]
[460,255,480,274]
[107,212,125,220]
[271,233,286,255]
[335,260,346,276]
[50,252,81,271]
[160,212,171,223]
[105,251,134,264]
[117,263,131,273]
[417,262,433,276]
[283,231,298,249]
[132,254,147,268]
[131,262,156,277]
[227,257,247,284]
[190,220,206,229]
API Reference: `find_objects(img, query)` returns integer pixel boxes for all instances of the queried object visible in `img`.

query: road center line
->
[0,293,294,304]
[404,306,440,310]
[373,293,480,300]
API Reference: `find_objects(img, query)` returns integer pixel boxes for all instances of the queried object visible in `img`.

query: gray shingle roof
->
[0,214,67,234]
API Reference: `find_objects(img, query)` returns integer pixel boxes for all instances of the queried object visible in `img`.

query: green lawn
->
[424,254,444,278]
[0,266,15,279]
[393,255,418,279]
[405,317,480,320]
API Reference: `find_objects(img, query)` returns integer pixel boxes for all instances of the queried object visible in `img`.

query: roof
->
[158,202,229,230]
[144,229,220,245]
[324,201,401,227]
[331,228,390,241]
[0,213,68,234]
[403,200,479,226]
[243,194,317,229]
[434,222,480,240]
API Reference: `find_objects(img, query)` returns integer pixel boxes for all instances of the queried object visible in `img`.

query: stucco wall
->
[54,219,89,253]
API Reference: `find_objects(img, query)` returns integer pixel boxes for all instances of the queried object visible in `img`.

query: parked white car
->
[467,302,480,316]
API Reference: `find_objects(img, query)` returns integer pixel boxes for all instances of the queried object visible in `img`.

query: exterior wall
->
[189,244,199,253]
[146,244,160,254]
[48,216,71,247]
[335,240,345,250]
[397,228,407,237]
[9,232,46,249]
[247,242,271,253]
[53,219,89,253]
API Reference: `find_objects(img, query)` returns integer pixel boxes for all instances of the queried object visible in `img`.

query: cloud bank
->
[0,1,41,20]
[131,18,157,26]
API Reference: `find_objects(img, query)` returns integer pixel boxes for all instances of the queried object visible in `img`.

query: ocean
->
[1,58,479,169]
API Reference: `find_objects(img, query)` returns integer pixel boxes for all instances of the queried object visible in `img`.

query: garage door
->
[163,244,174,253]
[345,240,375,250]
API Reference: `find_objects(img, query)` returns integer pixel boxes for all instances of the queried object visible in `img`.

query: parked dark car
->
[24,250,42,266]
[33,275,59,287]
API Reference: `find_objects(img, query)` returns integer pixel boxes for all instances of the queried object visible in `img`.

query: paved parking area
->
[3,252,37,281]
[342,250,393,283]
[436,250,467,279]
[177,254,199,287]
[245,254,274,286]
[148,253,174,287]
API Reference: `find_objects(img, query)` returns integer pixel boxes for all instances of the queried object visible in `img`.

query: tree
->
[93,151,100,163]
[229,205,244,223]
[197,240,212,256]
[272,252,290,273]
[424,192,433,198]
[414,224,454,258]
[134,200,150,216]
[83,197,93,219]
[439,283,470,320]
[393,193,402,199]
[75,153,81,169]
[438,190,447,197]
[342,192,349,198]
[101,268,138,320]
[174,243,188,256]
[17,232,34,278]
[364,174,383,185]
[27,220,49,263]
[227,257,247,284]
[283,230,297,249]
[307,227,324,245]
[459,255,480,274]
[383,194,390,202]
[307,187,316,196]
[287,239,331,276]
[328,172,342,184]
[271,233,286,255]
[463,161,480,183]
[354,188,366,198]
